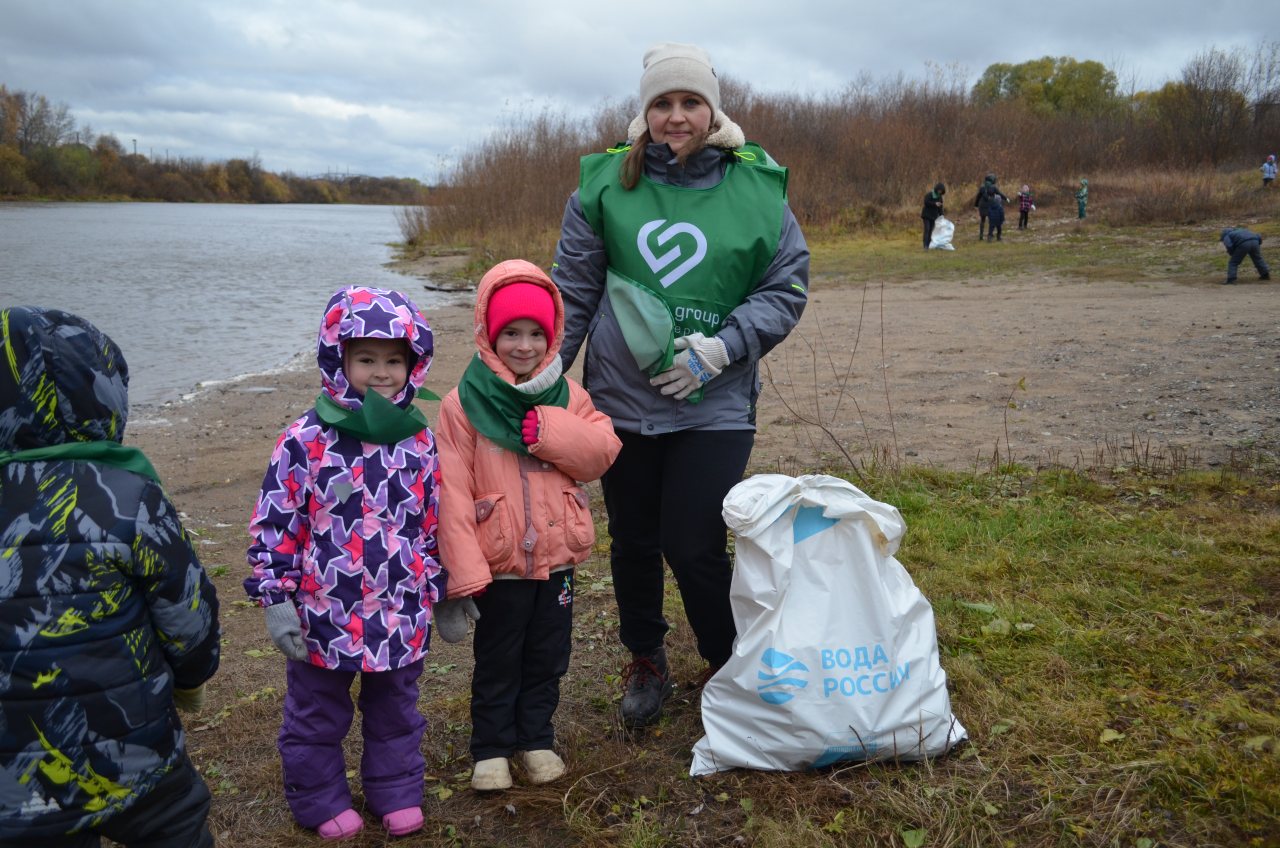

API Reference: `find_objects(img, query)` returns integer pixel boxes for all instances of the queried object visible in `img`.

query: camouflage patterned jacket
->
[0,307,221,839]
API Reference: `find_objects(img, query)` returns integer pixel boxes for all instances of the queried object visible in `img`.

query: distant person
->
[921,182,946,249]
[1263,154,1277,188]
[1016,184,1035,230]
[436,259,621,791]
[1219,227,1271,285]
[0,306,221,848]
[1075,178,1089,219]
[973,173,1008,240]
[245,286,446,840]
[550,42,809,728]
[985,188,1006,241]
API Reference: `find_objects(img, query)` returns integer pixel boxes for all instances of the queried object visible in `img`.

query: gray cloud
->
[0,1,1265,181]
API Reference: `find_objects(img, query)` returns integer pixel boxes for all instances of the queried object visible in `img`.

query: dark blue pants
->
[278,660,425,828]
[1227,238,1270,281]
[602,429,754,667]
[470,574,575,760]
[10,754,213,848]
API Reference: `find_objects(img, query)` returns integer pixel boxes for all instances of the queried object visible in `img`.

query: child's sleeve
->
[244,427,311,606]
[420,430,448,605]
[434,394,496,599]
[132,481,221,691]
[527,384,622,482]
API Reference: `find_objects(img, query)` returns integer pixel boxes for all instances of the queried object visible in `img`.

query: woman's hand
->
[650,333,729,400]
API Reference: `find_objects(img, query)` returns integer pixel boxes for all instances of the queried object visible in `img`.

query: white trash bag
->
[929,215,956,250]
[690,474,967,775]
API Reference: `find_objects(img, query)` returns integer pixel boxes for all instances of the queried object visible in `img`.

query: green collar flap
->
[0,441,161,484]
[457,354,570,454]
[315,388,430,445]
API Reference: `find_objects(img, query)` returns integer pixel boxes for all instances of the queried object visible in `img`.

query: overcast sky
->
[0,1,1266,182]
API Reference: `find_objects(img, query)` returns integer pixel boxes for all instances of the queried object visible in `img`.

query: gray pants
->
[1227,238,1270,281]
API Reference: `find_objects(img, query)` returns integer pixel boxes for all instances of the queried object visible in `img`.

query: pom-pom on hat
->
[639,42,720,114]
[486,282,555,347]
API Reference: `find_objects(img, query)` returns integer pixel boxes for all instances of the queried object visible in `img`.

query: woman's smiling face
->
[646,90,712,155]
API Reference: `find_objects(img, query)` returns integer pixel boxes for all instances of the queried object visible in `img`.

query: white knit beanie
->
[639,42,720,114]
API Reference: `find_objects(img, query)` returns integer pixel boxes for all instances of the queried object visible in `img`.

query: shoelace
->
[621,656,665,691]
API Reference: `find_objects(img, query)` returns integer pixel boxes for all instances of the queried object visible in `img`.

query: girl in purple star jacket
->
[245,286,445,841]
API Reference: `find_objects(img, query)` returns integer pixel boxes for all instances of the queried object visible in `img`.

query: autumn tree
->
[972,56,1121,115]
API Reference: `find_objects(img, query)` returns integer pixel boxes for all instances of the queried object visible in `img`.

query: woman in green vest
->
[551,42,810,728]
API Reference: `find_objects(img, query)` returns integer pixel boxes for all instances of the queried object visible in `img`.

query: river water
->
[0,202,447,409]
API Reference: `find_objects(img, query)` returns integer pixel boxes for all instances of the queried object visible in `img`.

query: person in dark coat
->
[1220,227,1271,285]
[985,188,1006,241]
[920,182,945,249]
[0,306,221,848]
[973,173,1008,240]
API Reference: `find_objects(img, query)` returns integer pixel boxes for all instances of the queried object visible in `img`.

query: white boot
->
[471,757,512,791]
[517,749,566,785]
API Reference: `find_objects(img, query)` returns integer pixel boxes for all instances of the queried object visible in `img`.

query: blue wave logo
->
[757,648,809,705]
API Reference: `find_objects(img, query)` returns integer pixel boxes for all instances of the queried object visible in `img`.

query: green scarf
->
[0,441,161,484]
[315,386,432,445]
[457,354,570,454]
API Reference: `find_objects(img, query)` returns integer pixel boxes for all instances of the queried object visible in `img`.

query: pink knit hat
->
[486,282,555,347]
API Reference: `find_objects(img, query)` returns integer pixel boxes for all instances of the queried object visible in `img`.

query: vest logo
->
[756,647,809,705]
[638,219,707,288]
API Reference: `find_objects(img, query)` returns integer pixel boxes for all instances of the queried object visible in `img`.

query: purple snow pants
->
[278,659,426,828]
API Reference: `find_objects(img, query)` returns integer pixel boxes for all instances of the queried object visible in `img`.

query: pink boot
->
[316,808,364,840]
[382,806,424,837]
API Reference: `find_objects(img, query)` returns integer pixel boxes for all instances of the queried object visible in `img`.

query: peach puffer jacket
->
[436,260,621,598]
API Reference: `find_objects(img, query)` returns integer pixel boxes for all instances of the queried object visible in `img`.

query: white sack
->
[690,474,966,775]
[929,215,956,250]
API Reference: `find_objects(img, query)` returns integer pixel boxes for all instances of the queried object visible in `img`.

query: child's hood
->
[317,286,433,410]
[0,306,130,451]
[472,259,564,384]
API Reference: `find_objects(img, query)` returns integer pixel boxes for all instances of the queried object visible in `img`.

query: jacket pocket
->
[475,493,514,566]
[562,486,594,553]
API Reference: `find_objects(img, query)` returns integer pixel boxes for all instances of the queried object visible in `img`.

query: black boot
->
[620,647,674,727]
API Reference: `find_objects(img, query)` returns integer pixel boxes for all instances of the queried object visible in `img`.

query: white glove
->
[265,603,309,661]
[433,597,482,643]
[649,333,730,401]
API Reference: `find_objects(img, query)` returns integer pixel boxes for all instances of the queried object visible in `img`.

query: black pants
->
[1018,210,1029,228]
[602,429,754,667]
[978,210,989,238]
[470,572,574,760]
[1227,238,1271,281]
[4,754,214,848]
[922,217,935,249]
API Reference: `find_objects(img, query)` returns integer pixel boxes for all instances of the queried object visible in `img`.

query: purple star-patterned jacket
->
[244,286,445,672]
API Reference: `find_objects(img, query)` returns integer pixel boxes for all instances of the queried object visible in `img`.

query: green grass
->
[317,464,1276,848]
[807,213,1279,286]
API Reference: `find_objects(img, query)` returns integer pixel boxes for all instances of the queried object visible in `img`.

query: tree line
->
[0,85,426,204]
[405,42,1280,262]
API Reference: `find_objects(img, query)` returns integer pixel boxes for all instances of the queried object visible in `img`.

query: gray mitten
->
[433,597,481,643]
[265,603,309,661]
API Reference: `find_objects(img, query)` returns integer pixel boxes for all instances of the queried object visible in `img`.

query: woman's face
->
[646,91,713,155]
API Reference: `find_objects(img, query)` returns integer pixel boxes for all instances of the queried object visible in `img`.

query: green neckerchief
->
[315,386,431,445]
[0,441,161,484]
[457,354,570,455]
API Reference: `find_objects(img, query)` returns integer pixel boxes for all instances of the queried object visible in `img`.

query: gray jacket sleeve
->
[716,204,810,364]
[550,190,608,370]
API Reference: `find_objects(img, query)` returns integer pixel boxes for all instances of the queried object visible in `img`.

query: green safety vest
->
[579,143,787,357]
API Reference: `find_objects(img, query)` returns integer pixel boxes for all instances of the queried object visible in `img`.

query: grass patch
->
[809,212,1279,286]
[200,463,1280,847]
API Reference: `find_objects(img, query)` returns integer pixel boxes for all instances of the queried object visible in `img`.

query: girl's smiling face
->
[344,337,409,398]
[646,90,712,155]
[493,319,548,383]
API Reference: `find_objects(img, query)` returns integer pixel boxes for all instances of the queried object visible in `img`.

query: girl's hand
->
[521,409,540,445]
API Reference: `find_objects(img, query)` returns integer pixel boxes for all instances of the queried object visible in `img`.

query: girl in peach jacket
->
[435,259,621,792]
